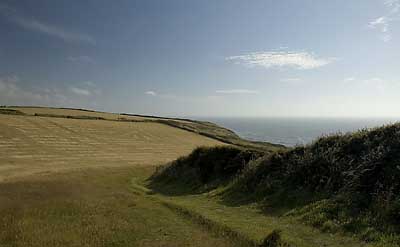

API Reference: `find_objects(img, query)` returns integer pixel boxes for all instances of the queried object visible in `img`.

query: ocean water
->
[201,117,400,147]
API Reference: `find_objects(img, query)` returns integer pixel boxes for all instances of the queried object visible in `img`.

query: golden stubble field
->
[0,114,222,182]
[0,113,233,247]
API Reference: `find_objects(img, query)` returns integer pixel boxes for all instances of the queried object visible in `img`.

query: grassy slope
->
[4,106,392,246]
[0,167,236,247]
[0,110,238,246]
[0,114,222,182]
[2,106,284,152]
[150,124,400,247]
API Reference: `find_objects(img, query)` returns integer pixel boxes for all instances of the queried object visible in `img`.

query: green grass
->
[144,181,370,247]
[149,146,264,195]
[1,163,375,247]
[0,167,236,247]
[150,124,400,246]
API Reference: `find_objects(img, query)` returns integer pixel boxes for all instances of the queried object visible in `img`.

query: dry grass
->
[7,106,192,123]
[7,107,143,121]
[0,112,231,246]
[0,167,235,247]
[0,114,223,182]
[6,106,285,151]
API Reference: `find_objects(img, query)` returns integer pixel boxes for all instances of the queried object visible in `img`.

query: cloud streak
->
[145,91,157,96]
[67,56,94,63]
[368,0,400,42]
[226,51,333,70]
[0,4,94,44]
[344,77,356,82]
[0,76,102,107]
[281,78,302,83]
[70,87,91,96]
[0,76,63,105]
[216,89,260,94]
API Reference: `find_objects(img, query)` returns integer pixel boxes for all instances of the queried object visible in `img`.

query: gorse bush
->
[236,124,400,207]
[151,123,400,243]
[150,146,262,194]
[229,123,400,238]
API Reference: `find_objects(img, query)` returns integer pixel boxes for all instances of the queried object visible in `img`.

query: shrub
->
[150,146,262,194]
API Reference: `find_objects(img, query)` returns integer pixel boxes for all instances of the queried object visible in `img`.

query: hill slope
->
[3,106,284,152]
[0,113,223,182]
[151,123,400,246]
[0,107,236,246]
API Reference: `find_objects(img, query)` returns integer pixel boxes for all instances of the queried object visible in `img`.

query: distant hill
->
[1,106,284,152]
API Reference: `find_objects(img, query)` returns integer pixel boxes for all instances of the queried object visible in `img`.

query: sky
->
[0,0,399,118]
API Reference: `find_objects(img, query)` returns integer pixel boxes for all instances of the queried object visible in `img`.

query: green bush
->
[150,146,262,194]
[151,123,400,243]
[231,123,400,234]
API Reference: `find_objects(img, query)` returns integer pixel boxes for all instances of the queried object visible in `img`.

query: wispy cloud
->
[70,87,91,96]
[226,51,334,70]
[0,4,94,44]
[344,77,356,82]
[0,75,102,108]
[83,81,96,87]
[368,0,400,42]
[386,0,400,14]
[281,78,302,83]
[215,89,260,94]
[67,56,94,63]
[369,16,392,42]
[145,91,157,96]
[0,75,62,105]
[363,77,385,92]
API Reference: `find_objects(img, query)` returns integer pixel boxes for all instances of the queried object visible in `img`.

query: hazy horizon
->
[1,1,400,118]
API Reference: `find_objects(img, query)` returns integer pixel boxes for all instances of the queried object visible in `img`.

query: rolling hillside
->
[0,112,223,182]
[3,106,284,152]
[152,124,400,247]
[0,107,234,246]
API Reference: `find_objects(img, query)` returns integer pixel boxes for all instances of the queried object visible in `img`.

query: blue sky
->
[0,0,399,117]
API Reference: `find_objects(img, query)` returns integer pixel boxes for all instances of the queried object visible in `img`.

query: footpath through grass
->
[0,163,380,247]
[0,167,235,247]
[148,142,400,247]
[144,180,371,247]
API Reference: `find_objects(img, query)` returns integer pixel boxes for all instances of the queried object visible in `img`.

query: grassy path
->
[0,167,236,247]
[153,194,370,247]
[0,164,379,247]
[134,174,374,247]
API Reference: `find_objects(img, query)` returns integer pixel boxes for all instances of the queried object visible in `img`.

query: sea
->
[199,117,400,147]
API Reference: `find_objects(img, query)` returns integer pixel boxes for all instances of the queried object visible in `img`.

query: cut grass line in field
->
[4,106,284,151]
[129,176,256,246]
[0,114,223,182]
[159,201,258,247]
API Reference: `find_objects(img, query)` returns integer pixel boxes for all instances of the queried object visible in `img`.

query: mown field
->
[0,114,222,182]
[3,106,283,151]
[0,113,229,246]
